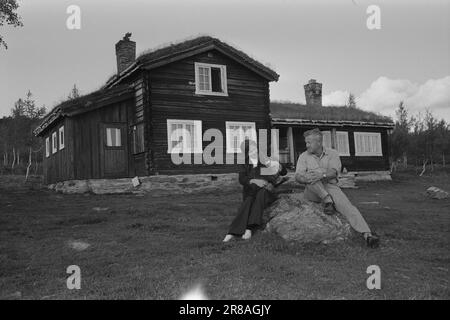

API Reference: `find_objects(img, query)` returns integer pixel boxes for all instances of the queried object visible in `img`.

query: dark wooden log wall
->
[344,127,390,171]
[42,118,75,184]
[147,49,271,174]
[71,99,132,180]
[133,74,145,124]
[279,125,390,172]
[129,71,149,176]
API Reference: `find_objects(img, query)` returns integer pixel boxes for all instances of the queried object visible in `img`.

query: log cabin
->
[34,34,280,184]
[271,79,395,174]
[34,35,394,185]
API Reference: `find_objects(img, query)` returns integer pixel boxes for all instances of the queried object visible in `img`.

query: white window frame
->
[322,131,332,149]
[52,132,58,154]
[321,130,350,156]
[45,137,50,158]
[167,119,203,154]
[335,131,350,156]
[194,62,228,96]
[354,132,383,156]
[225,121,257,153]
[59,126,65,150]
[106,127,122,147]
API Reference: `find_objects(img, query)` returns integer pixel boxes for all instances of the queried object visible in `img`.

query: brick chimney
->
[304,79,322,107]
[115,32,136,75]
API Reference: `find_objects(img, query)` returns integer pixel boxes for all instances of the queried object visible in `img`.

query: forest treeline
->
[0,86,80,178]
[390,102,450,173]
[0,90,46,177]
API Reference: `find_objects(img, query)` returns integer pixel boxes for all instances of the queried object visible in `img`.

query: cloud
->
[407,77,450,112]
[322,90,350,106]
[357,76,450,120]
[323,76,450,121]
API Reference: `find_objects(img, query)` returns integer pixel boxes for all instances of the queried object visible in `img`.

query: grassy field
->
[0,171,449,300]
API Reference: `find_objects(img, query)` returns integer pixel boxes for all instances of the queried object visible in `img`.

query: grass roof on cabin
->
[270,101,393,124]
[136,36,278,78]
[105,35,279,85]
[34,85,133,136]
[58,85,133,115]
[47,85,132,116]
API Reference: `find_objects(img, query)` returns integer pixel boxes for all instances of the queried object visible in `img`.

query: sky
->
[1,0,449,121]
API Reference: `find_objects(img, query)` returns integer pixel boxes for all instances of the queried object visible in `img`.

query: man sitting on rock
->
[294,128,380,248]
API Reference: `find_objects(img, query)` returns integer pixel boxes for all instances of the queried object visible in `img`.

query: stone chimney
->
[304,79,322,107]
[115,32,136,75]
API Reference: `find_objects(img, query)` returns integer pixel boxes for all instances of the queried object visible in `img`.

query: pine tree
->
[3,90,46,174]
[68,84,80,100]
[347,93,357,108]
[391,101,411,168]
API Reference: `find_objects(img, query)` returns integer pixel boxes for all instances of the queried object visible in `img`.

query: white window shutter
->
[194,120,202,153]
[336,131,349,156]
[45,138,50,157]
[116,128,121,147]
[52,132,58,153]
[322,131,332,149]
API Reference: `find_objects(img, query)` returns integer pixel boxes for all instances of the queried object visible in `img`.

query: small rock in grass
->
[68,240,91,251]
[92,207,109,212]
[132,176,141,187]
[426,186,449,200]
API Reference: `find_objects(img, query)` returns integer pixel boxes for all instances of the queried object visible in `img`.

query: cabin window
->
[336,131,350,156]
[354,132,382,156]
[167,119,203,153]
[322,131,332,149]
[194,62,228,96]
[225,121,257,153]
[133,123,145,154]
[52,132,58,154]
[106,128,122,147]
[45,137,50,158]
[59,126,65,150]
[321,131,350,156]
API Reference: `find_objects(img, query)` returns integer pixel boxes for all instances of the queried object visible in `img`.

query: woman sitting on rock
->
[223,139,288,242]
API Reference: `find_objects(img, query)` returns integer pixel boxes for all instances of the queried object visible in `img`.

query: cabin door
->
[100,123,129,178]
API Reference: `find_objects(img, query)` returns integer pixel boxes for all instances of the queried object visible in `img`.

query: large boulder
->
[264,193,351,243]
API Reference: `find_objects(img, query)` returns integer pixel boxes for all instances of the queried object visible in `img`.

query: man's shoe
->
[365,233,380,248]
[323,202,336,215]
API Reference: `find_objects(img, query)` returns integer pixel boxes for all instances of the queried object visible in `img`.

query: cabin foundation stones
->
[48,173,241,195]
[48,170,391,195]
